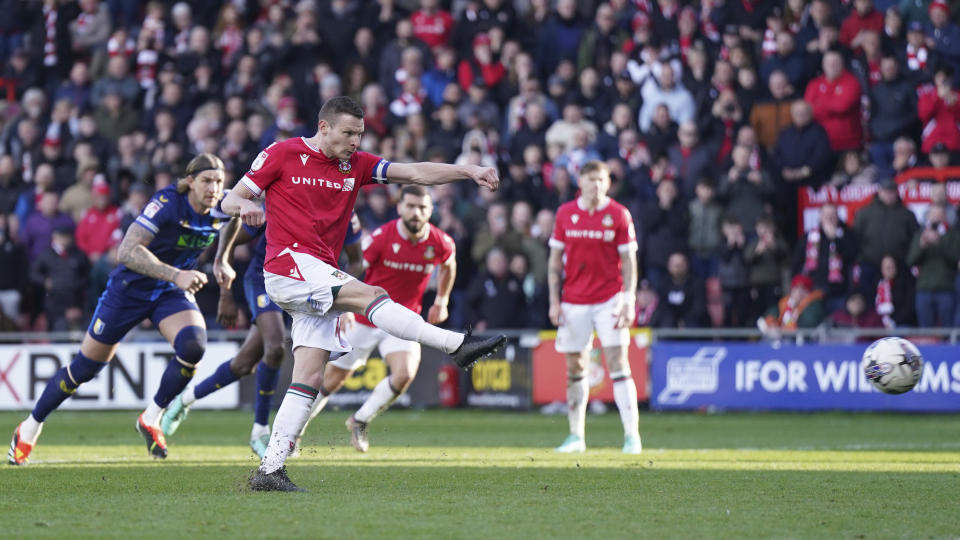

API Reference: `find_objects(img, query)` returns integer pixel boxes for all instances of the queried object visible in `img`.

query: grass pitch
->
[1,409,958,539]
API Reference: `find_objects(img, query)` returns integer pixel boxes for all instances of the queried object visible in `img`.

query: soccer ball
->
[861,337,924,395]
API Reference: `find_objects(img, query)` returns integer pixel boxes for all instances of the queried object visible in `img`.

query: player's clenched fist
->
[465,165,500,191]
[548,302,563,327]
[174,269,208,294]
[239,200,265,227]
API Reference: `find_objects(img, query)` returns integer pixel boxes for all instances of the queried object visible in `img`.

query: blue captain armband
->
[372,159,391,184]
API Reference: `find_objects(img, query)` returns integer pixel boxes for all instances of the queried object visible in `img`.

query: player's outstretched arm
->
[387,162,500,191]
[221,183,264,227]
[118,222,207,294]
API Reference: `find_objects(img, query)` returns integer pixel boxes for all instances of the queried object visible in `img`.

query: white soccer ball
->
[861,337,924,395]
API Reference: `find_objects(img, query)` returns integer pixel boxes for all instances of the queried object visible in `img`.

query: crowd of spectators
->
[1,0,960,334]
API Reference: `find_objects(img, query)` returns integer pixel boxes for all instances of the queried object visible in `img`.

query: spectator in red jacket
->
[840,0,884,51]
[75,179,121,261]
[411,0,453,50]
[918,66,960,153]
[457,33,505,92]
[805,49,864,151]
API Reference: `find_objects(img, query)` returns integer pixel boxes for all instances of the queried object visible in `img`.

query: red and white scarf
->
[761,29,777,59]
[875,278,893,316]
[43,5,57,67]
[906,44,928,71]
[803,229,844,283]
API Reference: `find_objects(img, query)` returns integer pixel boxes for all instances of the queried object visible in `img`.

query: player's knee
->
[174,325,207,365]
[262,342,285,369]
[390,370,413,392]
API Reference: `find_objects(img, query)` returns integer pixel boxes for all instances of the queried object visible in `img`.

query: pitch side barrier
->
[0,329,957,412]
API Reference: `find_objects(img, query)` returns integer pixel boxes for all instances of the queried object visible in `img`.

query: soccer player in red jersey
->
[221,96,504,491]
[298,185,456,453]
[547,160,642,455]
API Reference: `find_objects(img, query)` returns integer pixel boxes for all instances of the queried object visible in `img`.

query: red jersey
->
[549,198,637,304]
[76,205,122,257]
[356,219,455,327]
[240,137,389,274]
[411,9,453,49]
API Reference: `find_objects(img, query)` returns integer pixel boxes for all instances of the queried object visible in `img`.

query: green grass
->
[1,410,959,539]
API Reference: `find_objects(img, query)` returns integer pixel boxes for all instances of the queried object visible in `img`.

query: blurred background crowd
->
[1,0,960,335]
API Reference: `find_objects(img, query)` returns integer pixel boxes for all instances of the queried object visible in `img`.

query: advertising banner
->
[797,182,960,235]
[0,343,240,410]
[651,342,960,412]
[464,336,533,410]
[532,329,650,405]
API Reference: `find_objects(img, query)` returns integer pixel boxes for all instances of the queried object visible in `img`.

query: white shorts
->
[555,293,629,353]
[329,323,420,371]
[264,249,356,352]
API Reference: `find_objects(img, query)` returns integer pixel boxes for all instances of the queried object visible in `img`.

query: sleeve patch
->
[143,201,161,218]
[250,150,269,172]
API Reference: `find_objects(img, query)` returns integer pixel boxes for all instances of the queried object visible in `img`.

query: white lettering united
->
[290,176,343,190]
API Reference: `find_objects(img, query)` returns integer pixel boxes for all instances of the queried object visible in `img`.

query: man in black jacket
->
[653,252,708,328]
[465,247,527,330]
[773,100,835,239]
[869,55,919,173]
[29,225,89,331]
[853,178,920,289]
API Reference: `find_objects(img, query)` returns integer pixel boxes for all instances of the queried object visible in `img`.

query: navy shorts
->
[244,271,282,322]
[87,282,201,345]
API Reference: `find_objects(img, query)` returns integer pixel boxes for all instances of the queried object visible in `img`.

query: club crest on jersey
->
[571,214,579,224]
[602,214,614,227]
[424,246,435,260]
[338,159,352,173]
[392,243,401,254]
[144,201,161,218]
[300,153,309,165]
[251,150,268,172]
[342,177,355,192]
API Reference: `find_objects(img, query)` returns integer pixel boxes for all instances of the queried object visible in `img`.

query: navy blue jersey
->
[109,186,230,301]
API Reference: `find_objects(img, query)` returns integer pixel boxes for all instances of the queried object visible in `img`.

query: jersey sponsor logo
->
[338,159,352,173]
[92,318,105,335]
[342,177,355,192]
[392,243,400,254]
[424,245,435,260]
[176,232,215,249]
[567,229,616,241]
[383,259,432,273]
[143,201,161,218]
[290,176,343,190]
[300,153,309,165]
[602,214,614,227]
[571,214,579,224]
[251,150,268,172]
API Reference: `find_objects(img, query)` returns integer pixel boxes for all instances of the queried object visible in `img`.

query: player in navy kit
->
[159,214,363,457]
[8,154,228,465]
